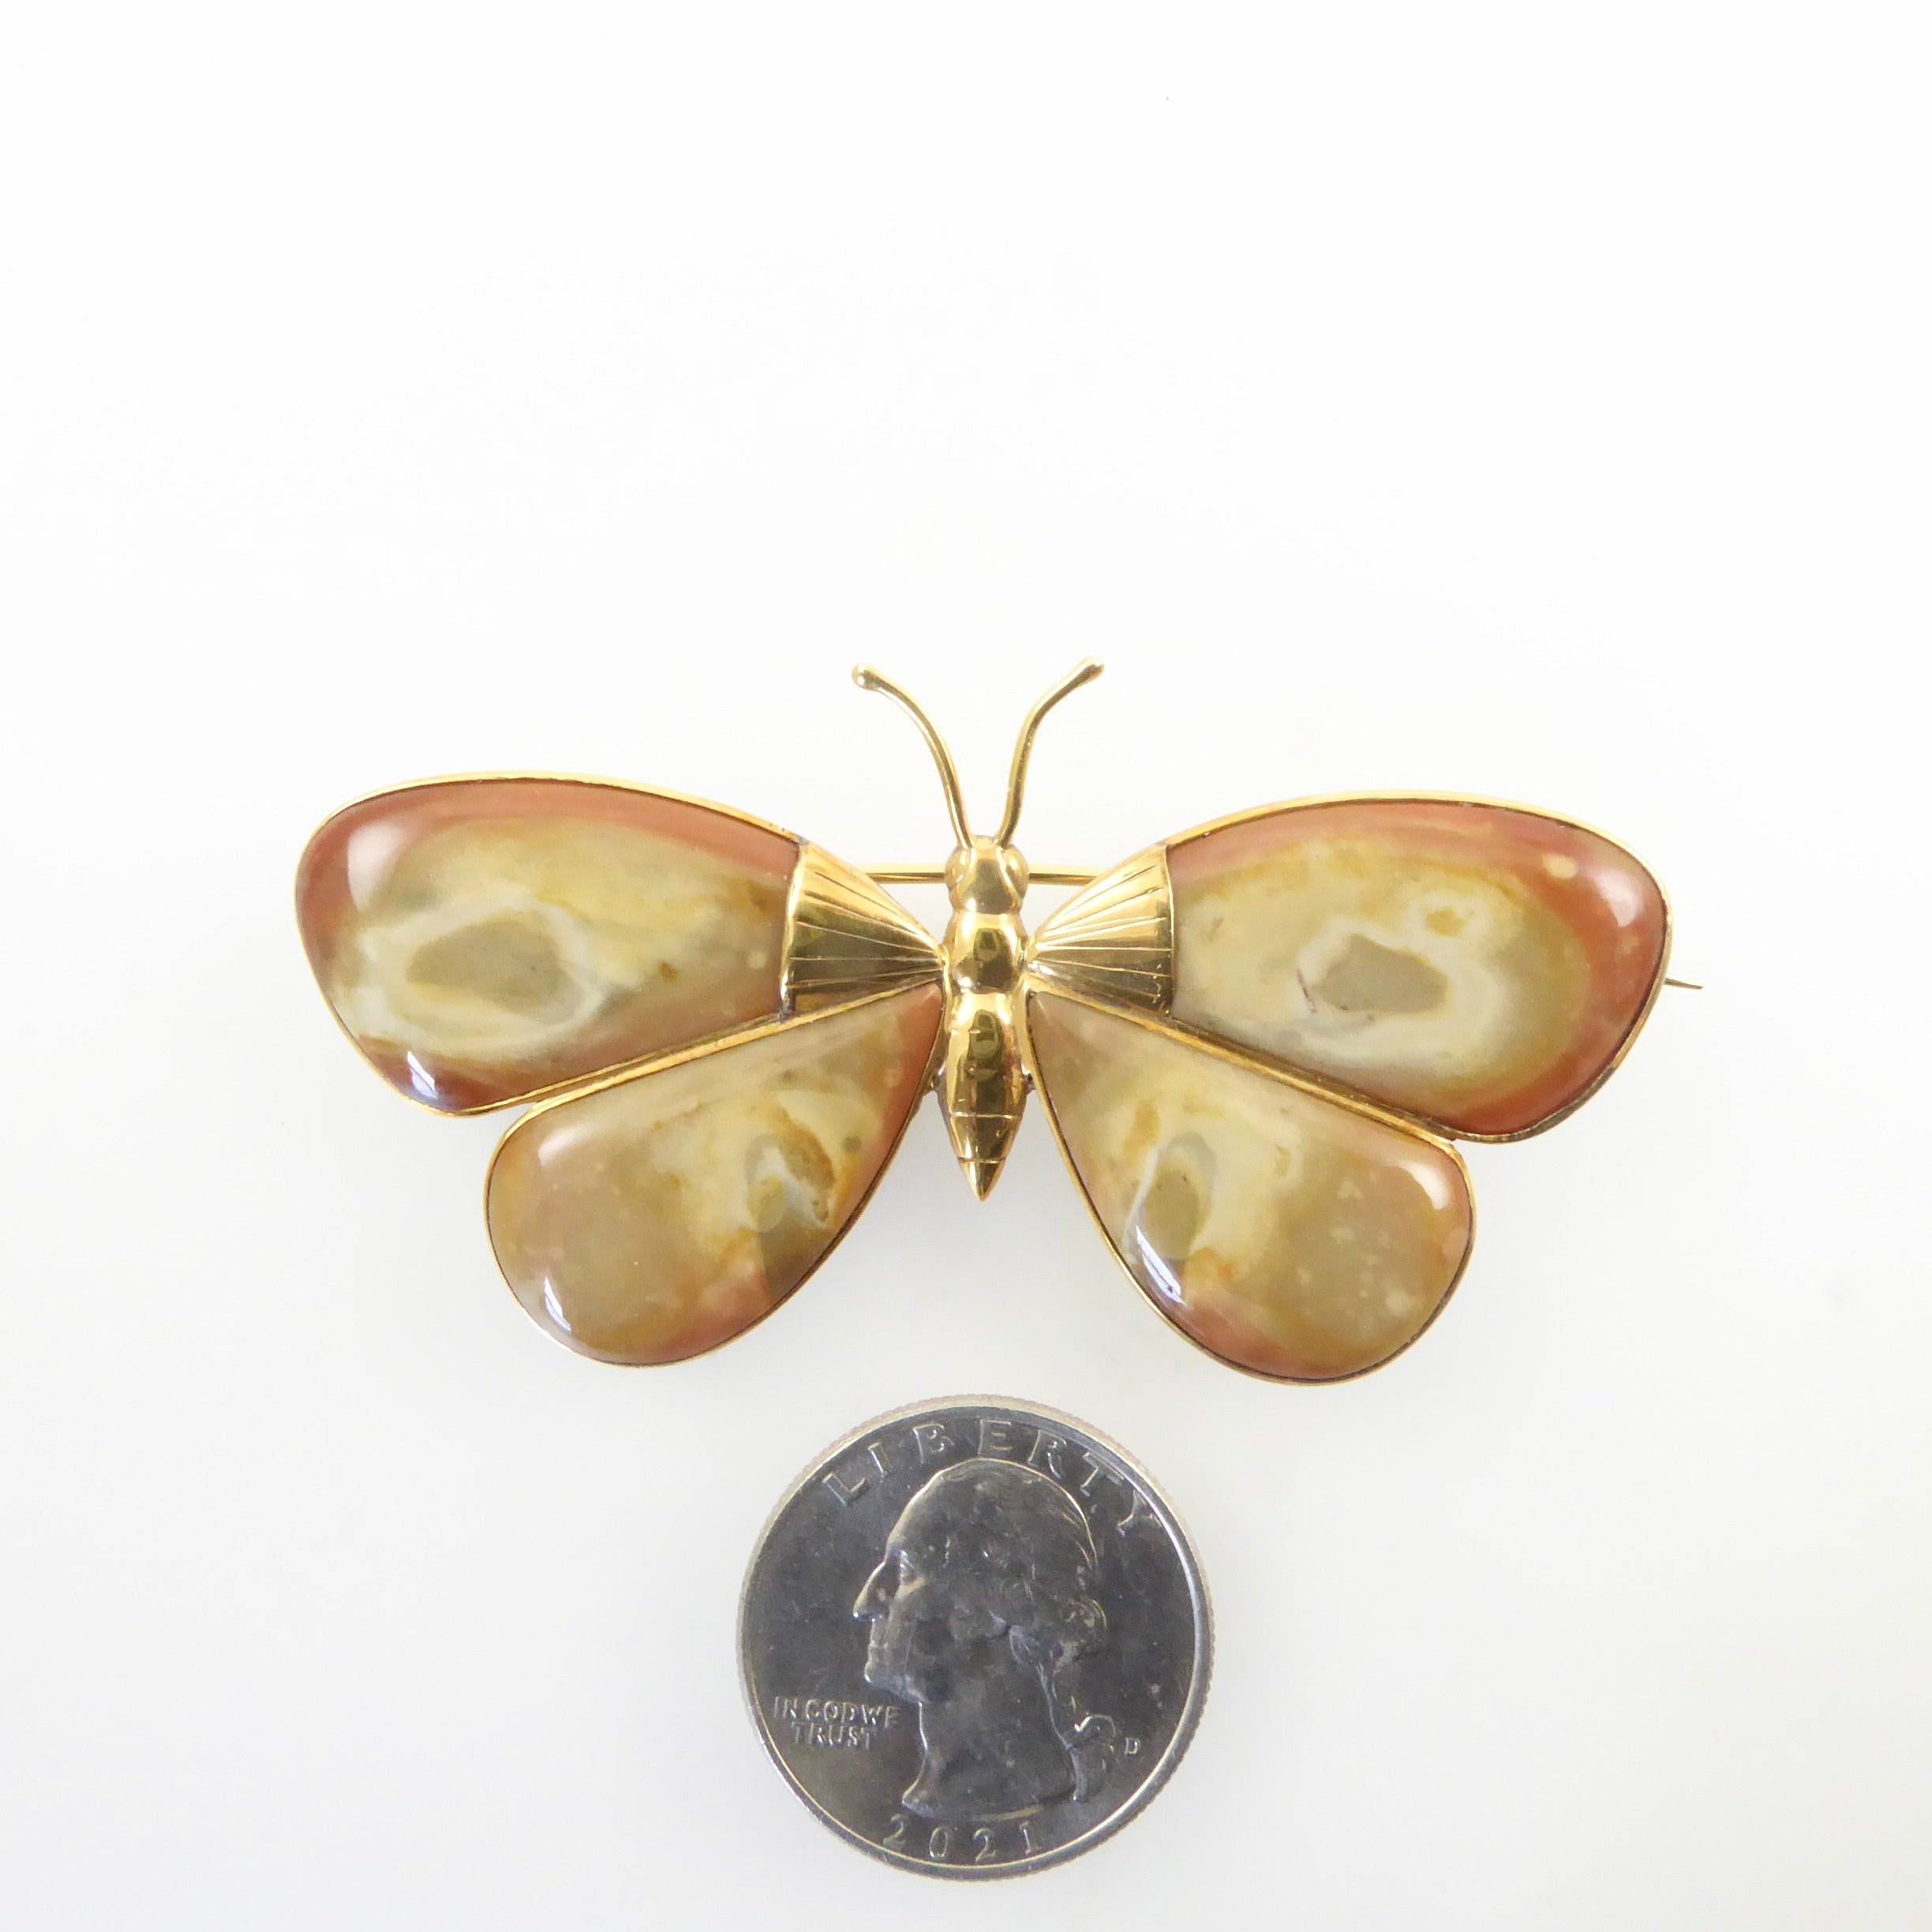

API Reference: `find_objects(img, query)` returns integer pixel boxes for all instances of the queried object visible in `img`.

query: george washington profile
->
[852,1458,1119,1824]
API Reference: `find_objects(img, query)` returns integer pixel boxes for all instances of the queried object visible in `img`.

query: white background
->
[2,6,1927,1927]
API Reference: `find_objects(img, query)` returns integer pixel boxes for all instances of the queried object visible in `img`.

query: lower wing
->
[486,984,943,1365]
[1026,987,1473,1383]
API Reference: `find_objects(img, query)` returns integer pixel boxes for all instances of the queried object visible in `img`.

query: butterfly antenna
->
[852,666,974,849]
[996,659,1103,848]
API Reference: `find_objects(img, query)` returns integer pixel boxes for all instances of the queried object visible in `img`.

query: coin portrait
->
[740,1399,1211,1878]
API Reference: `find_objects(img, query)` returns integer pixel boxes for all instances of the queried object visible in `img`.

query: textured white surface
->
[2,7,1926,1926]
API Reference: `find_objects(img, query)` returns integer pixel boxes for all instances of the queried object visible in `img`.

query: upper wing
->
[488,986,944,1365]
[1033,796,1668,1141]
[296,777,940,1114]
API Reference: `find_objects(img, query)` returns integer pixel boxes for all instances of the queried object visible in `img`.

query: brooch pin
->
[297,662,1680,1381]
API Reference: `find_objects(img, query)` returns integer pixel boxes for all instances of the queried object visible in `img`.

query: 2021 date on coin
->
[739,1399,1211,1878]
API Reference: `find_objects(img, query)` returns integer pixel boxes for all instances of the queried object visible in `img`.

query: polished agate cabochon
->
[1169,800,1667,1138]
[1028,990,1471,1380]
[297,779,798,1111]
[487,987,943,1365]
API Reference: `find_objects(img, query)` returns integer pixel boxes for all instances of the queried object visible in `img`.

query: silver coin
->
[739,1397,1211,1878]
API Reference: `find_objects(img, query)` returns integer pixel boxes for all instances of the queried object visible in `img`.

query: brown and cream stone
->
[296,779,799,1111]
[485,985,943,1365]
[1028,989,1472,1381]
[1167,799,1668,1138]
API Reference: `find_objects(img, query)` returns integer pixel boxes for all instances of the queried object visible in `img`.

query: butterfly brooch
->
[296,662,1677,1381]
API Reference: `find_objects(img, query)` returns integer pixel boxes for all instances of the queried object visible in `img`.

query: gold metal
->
[781,844,943,1013]
[852,659,1113,1200]
[996,657,1103,846]
[863,865,1099,886]
[934,833,1032,1197]
[1025,847,1174,1013]
[852,665,973,848]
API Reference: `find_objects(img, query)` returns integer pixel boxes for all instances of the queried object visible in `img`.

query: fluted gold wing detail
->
[1026,847,1173,1013]
[781,844,945,1014]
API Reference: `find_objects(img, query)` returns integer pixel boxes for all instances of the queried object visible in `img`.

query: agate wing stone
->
[1028,989,1472,1381]
[1167,799,1668,1138]
[297,778,798,1112]
[485,986,943,1365]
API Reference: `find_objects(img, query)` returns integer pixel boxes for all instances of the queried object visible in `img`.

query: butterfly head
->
[945,837,1028,914]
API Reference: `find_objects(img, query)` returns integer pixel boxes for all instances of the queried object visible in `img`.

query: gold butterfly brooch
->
[297,662,1679,1381]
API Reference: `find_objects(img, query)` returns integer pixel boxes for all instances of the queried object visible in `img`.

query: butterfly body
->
[298,663,1674,1382]
[937,835,1033,1196]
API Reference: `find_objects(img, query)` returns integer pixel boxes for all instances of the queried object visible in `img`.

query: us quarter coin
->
[739,1398,1211,1878]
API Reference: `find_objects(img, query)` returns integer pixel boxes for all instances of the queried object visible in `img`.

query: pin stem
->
[866,864,1098,885]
